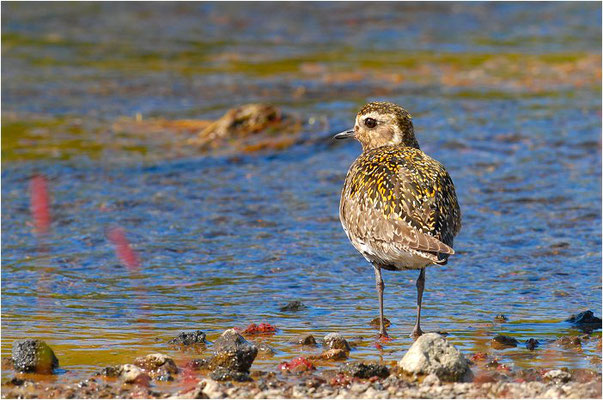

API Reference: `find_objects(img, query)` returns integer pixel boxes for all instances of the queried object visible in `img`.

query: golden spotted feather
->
[339,146,461,268]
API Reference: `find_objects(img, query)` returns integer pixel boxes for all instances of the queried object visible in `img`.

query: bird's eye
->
[364,118,377,128]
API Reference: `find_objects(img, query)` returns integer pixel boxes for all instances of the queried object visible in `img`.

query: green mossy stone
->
[12,339,59,374]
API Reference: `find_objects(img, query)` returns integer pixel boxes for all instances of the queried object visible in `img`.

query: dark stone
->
[6,377,26,387]
[295,334,317,346]
[98,366,121,377]
[525,338,539,350]
[491,335,519,349]
[494,314,508,323]
[515,368,542,382]
[279,301,307,312]
[256,342,276,357]
[168,330,207,346]
[566,310,602,332]
[185,359,209,370]
[340,362,390,379]
[210,367,252,382]
[555,336,582,347]
[134,353,179,374]
[208,329,258,373]
[11,339,59,374]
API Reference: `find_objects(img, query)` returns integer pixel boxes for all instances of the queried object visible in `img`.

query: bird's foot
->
[410,326,423,340]
[377,332,392,343]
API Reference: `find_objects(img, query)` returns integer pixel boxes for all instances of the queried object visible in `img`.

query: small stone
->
[422,373,441,386]
[168,330,207,346]
[98,366,121,377]
[544,369,572,384]
[321,348,348,360]
[279,301,307,312]
[398,333,471,382]
[184,359,209,370]
[11,339,59,374]
[119,364,149,384]
[323,333,351,352]
[340,362,389,379]
[491,335,519,349]
[555,336,582,347]
[494,314,508,322]
[295,334,317,346]
[209,367,252,382]
[134,353,179,381]
[256,342,276,357]
[199,378,224,398]
[525,338,539,350]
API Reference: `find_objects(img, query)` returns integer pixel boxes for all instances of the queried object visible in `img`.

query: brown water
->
[1,1,601,389]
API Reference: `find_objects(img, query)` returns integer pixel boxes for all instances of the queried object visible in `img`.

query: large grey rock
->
[11,339,59,374]
[398,333,471,382]
[208,329,258,373]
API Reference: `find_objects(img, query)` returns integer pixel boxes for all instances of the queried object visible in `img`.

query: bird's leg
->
[373,264,388,338]
[411,268,425,339]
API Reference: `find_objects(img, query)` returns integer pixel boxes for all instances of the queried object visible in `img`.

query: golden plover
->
[334,101,461,339]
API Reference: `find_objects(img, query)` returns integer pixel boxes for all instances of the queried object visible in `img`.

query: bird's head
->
[334,101,419,151]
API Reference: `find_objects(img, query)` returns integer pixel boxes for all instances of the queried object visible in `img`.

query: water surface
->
[2,2,601,387]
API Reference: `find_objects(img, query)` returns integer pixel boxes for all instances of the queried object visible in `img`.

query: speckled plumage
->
[340,145,461,268]
[335,101,461,338]
[339,102,461,270]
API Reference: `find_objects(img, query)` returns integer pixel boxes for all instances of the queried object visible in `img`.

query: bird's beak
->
[333,129,355,140]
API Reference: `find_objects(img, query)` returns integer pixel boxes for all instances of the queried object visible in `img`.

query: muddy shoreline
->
[3,324,602,399]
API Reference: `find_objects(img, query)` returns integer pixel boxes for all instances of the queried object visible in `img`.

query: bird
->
[334,101,461,339]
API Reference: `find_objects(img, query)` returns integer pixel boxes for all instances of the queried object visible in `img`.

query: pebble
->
[525,338,540,350]
[494,314,508,322]
[168,330,207,346]
[544,369,572,384]
[340,361,389,379]
[321,348,348,361]
[323,333,351,352]
[119,364,149,384]
[279,301,307,312]
[491,334,519,349]
[134,353,179,381]
[295,334,317,346]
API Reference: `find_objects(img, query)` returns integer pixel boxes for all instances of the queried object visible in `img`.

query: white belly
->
[350,237,433,270]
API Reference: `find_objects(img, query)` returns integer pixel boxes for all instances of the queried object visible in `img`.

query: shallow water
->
[1,2,601,387]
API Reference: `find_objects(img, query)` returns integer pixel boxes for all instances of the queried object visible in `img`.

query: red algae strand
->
[30,175,51,235]
[107,226,141,272]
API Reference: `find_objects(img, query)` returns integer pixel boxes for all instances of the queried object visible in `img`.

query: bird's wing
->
[340,148,460,255]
